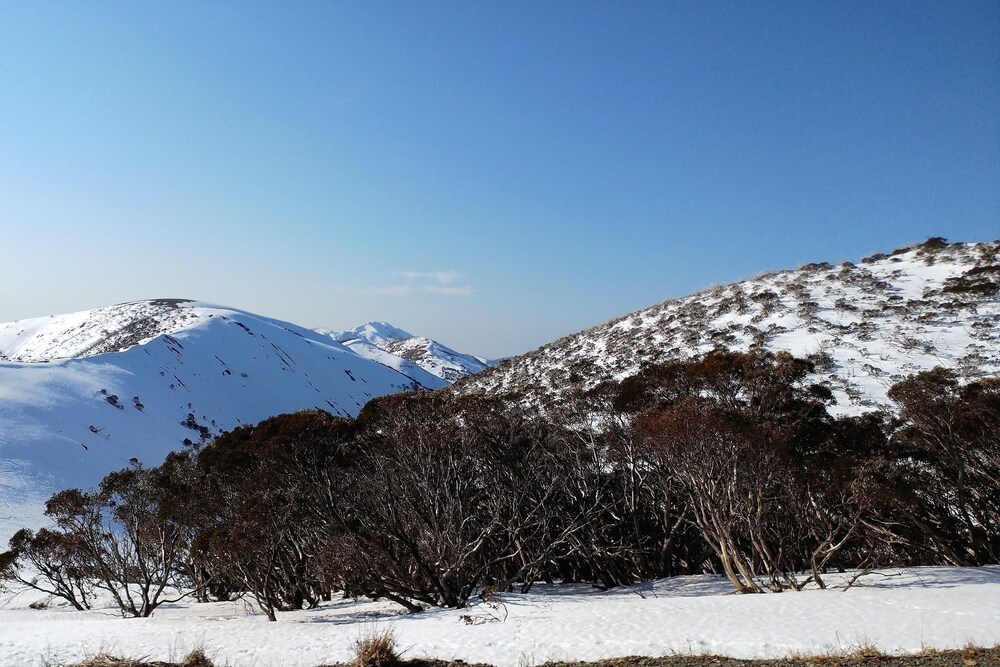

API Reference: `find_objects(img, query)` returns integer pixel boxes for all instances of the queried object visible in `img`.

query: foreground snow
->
[1,567,998,666]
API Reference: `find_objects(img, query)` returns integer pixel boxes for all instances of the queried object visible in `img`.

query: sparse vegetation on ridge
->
[454,239,1000,413]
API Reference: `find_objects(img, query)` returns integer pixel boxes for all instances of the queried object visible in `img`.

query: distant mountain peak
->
[335,321,415,345]
[322,322,494,383]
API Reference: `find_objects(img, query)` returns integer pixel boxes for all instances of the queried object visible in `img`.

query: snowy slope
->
[0,566,998,666]
[0,298,203,362]
[327,321,494,382]
[458,240,1000,415]
[0,300,449,540]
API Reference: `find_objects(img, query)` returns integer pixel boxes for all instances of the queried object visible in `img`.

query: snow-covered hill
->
[326,321,494,382]
[0,300,460,539]
[457,239,1000,415]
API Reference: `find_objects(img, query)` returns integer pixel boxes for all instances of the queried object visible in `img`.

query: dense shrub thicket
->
[2,351,998,618]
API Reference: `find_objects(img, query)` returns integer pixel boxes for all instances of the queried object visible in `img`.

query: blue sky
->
[1,1,997,357]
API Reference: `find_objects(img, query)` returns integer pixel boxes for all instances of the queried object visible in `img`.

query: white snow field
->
[0,567,998,666]
[0,300,484,540]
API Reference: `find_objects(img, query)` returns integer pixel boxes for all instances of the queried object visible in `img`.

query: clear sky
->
[1,1,997,358]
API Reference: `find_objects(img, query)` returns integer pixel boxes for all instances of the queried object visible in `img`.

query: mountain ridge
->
[0,300,487,538]
[455,238,1000,415]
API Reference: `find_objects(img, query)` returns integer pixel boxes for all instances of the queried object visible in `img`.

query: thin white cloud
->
[392,270,459,285]
[331,270,472,298]
[433,271,459,285]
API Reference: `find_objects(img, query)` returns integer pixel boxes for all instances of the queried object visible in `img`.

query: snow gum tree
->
[21,465,194,618]
[886,369,1000,565]
[190,409,355,621]
[635,350,879,593]
[336,393,606,609]
[0,527,94,610]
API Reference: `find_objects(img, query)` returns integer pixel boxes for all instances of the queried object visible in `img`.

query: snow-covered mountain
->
[457,239,1000,415]
[0,300,471,539]
[325,321,494,382]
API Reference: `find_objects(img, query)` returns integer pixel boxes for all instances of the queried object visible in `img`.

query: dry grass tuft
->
[66,649,202,667]
[180,648,214,667]
[73,654,162,667]
[843,642,884,660]
[354,627,399,667]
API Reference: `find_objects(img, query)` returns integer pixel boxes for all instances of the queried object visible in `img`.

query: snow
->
[326,321,495,382]
[0,567,998,666]
[336,321,416,344]
[461,242,1000,416]
[0,301,466,541]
